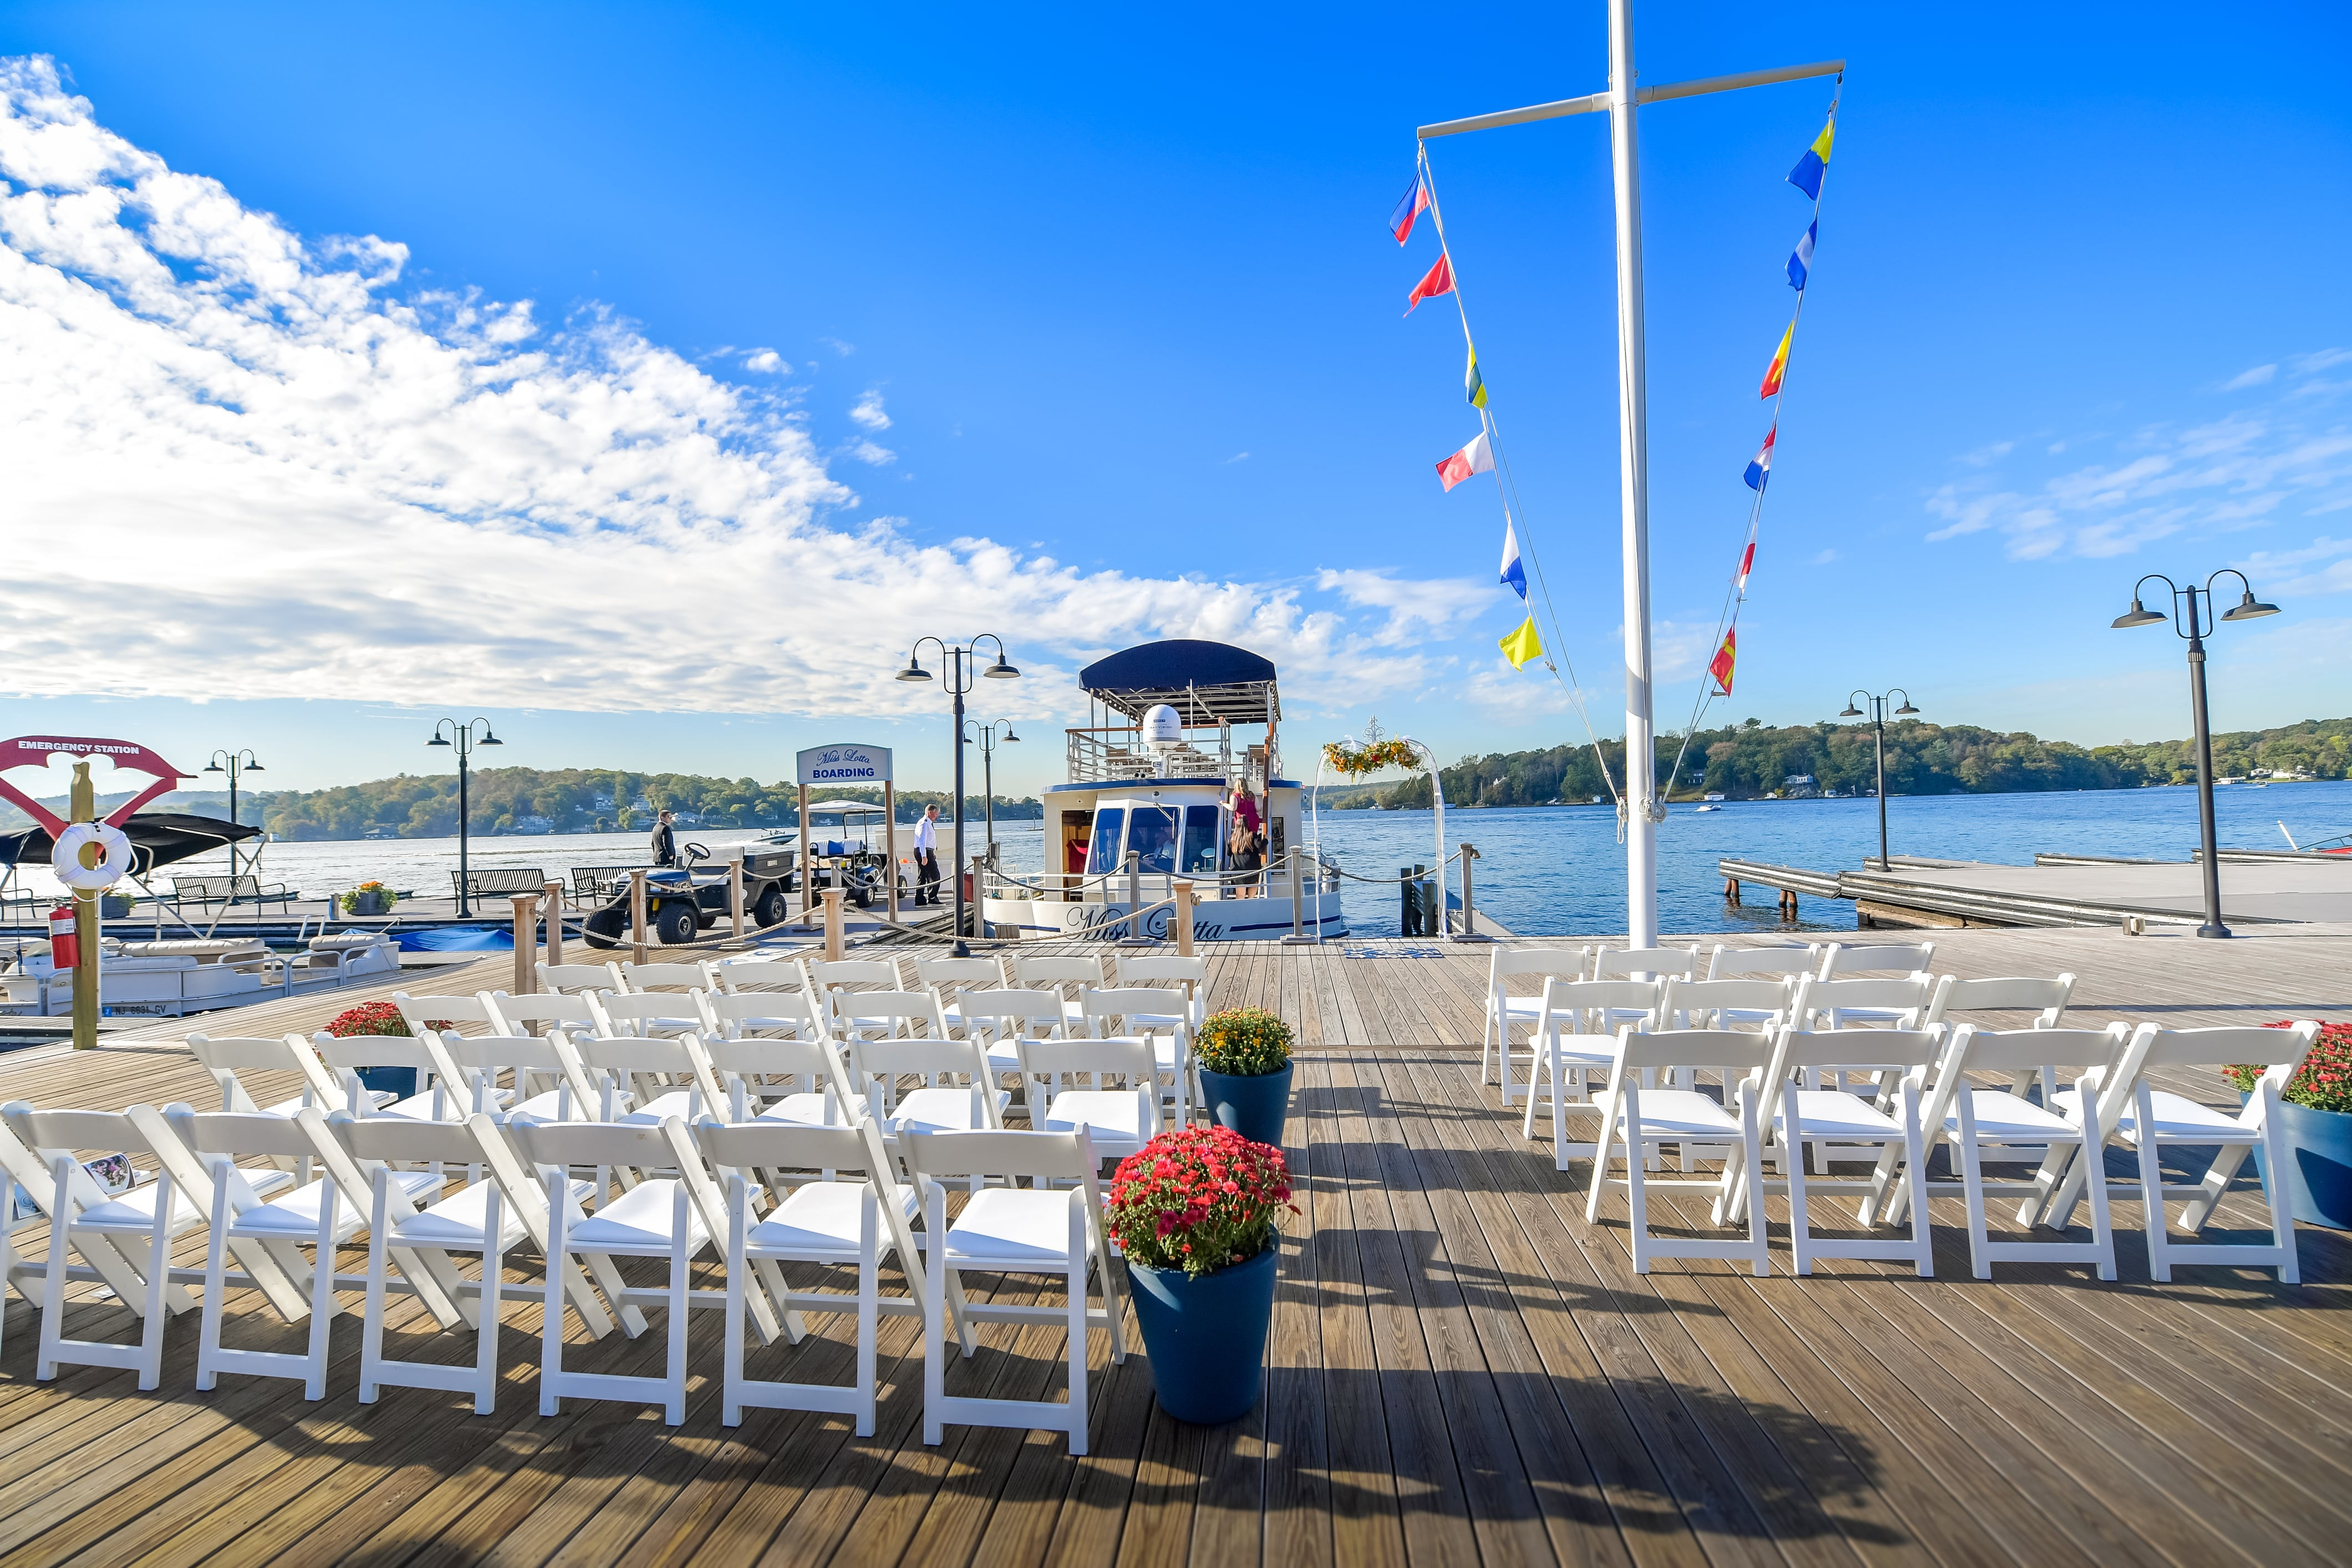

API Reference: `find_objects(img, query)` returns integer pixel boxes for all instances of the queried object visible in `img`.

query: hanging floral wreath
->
[1322,719,1425,779]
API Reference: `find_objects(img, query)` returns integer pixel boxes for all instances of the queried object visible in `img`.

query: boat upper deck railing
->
[1065,725,1274,786]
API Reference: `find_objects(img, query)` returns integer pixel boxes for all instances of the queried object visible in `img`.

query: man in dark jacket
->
[650,810,678,868]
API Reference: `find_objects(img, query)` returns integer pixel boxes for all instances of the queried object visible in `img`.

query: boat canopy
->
[1077,639,1280,724]
[0,812,261,875]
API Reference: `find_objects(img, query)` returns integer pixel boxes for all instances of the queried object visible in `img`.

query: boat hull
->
[981,893,1345,943]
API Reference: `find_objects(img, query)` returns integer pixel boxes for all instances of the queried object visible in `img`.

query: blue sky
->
[0,1,2345,798]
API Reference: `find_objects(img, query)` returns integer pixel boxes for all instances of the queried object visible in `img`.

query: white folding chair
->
[913,956,1002,1039]
[442,1109,645,1338]
[1659,976,1798,1032]
[611,961,713,994]
[1816,940,1937,980]
[589,989,707,1041]
[949,988,1069,1110]
[483,989,600,1041]
[1520,978,1662,1169]
[849,1028,1006,1142]
[1013,1035,1162,1165]
[169,1107,420,1399]
[809,960,914,1040]
[185,1032,358,1118]
[393,990,502,1040]
[903,1128,1127,1455]
[1588,945,1703,982]
[1078,988,1195,1127]
[696,984,828,1045]
[1,1103,296,1388]
[439,1033,603,1123]
[1920,974,2078,1098]
[311,1031,466,1122]
[538,961,620,996]
[2070,1023,2319,1283]
[1111,955,1210,1035]
[1704,944,1821,981]
[702,1031,863,1128]
[1745,1026,1944,1277]
[695,1117,944,1434]
[574,1033,726,1128]
[1581,1029,1769,1276]
[1002,954,1108,1034]
[703,956,811,995]
[1891,1025,2136,1279]
[513,1116,770,1424]
[1482,947,1587,1106]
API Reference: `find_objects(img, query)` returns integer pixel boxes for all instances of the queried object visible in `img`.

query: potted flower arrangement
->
[1104,1125,1296,1424]
[2228,1020,2352,1229]
[1194,1006,1294,1147]
[325,999,443,1098]
[343,882,397,917]
[99,892,135,920]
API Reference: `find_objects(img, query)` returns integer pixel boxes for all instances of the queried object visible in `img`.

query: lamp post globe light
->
[2112,570,2279,938]
[202,749,265,878]
[896,636,1018,953]
[963,719,1021,866]
[427,718,503,917]
[1837,690,1919,872]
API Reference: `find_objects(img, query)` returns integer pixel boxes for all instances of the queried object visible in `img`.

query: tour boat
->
[978,639,1346,941]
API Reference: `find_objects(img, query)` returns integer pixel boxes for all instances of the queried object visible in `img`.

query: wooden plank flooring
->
[0,926,2346,1565]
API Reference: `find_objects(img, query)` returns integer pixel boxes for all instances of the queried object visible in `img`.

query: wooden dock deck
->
[1,925,2347,1566]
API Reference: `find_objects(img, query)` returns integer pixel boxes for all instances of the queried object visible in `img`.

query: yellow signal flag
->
[1499,614,1544,670]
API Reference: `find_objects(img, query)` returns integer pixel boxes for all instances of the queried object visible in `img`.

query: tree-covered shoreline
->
[1345,716,2352,810]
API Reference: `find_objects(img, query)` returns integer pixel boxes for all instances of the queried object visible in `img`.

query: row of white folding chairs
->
[1545,1004,2318,1284]
[0,1091,1133,1451]
[1487,942,1988,1105]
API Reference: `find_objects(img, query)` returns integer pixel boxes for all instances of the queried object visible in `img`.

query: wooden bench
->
[451,867,552,902]
[169,875,296,914]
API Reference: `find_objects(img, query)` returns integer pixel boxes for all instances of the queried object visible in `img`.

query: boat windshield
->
[1086,808,1126,877]
[1178,803,1221,876]
[1129,806,1179,874]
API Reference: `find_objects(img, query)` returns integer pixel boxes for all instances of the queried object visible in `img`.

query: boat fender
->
[52,821,134,890]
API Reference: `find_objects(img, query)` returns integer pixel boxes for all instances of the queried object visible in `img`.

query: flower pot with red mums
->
[1104,1126,1297,1424]
[2229,1021,2352,1230]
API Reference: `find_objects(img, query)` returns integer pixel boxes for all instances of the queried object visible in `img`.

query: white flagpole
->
[1606,0,1659,948]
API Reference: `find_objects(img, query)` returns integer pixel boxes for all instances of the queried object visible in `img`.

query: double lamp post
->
[203,749,264,877]
[427,717,502,916]
[1839,689,1917,872]
[897,635,1018,950]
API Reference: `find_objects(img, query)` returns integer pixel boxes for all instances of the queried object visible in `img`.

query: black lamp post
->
[963,719,1021,867]
[897,637,1019,953]
[2112,570,2279,938]
[427,717,503,916]
[202,749,264,878]
[1838,690,1918,871]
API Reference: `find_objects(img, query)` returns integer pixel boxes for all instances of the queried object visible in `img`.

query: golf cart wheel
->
[754,887,787,927]
[654,903,699,945]
[581,928,619,950]
[853,887,872,910]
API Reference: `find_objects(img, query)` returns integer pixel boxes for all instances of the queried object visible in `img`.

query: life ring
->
[52,822,134,891]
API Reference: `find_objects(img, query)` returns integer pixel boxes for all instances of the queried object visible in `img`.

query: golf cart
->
[761,800,901,912]
[580,842,795,948]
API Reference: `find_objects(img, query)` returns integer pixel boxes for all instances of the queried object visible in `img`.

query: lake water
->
[30,782,2352,939]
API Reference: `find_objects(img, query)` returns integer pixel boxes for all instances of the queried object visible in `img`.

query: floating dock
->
[1723,851,2352,929]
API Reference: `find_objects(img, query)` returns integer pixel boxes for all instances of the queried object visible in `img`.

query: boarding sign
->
[796,742,893,789]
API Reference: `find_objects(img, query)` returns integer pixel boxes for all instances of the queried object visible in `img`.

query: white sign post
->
[794,744,897,921]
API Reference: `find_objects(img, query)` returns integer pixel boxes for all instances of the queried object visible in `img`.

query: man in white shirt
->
[912,804,940,906]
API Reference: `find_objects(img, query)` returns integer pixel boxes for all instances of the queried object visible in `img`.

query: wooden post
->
[821,887,844,961]
[1723,875,1741,906]
[1173,880,1194,956]
[884,782,899,924]
[510,894,536,997]
[971,854,989,940]
[629,869,649,968]
[797,784,812,917]
[728,849,745,943]
[543,880,565,971]
[1457,842,1477,939]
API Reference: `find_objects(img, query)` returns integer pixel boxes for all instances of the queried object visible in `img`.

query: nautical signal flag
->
[1735,540,1755,595]
[1435,429,1494,491]
[1759,323,1793,399]
[1404,251,1454,315]
[1389,178,1430,246]
[1465,343,1486,409]
[1787,219,1816,291]
[1499,518,1527,599]
[1744,426,1776,491]
[1788,116,1835,201]
[1500,615,1544,670]
[1708,626,1738,695]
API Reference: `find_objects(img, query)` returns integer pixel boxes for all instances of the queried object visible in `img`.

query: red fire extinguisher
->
[48,904,79,971]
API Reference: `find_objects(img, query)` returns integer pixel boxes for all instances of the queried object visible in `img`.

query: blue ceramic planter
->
[356,1064,420,1099]
[2248,1098,2352,1230]
[1127,1243,1277,1424]
[1199,1062,1292,1148]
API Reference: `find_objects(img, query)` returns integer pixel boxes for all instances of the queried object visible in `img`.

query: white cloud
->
[1312,569,1486,645]
[0,57,1439,721]
[1924,370,2352,562]
[848,389,890,430]
[1812,548,1838,564]
[2223,363,2277,390]
[1223,451,1249,464]
[819,336,854,357]
[741,348,782,373]
[847,439,896,466]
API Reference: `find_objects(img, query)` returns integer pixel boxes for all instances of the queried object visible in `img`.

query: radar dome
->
[1142,704,1184,748]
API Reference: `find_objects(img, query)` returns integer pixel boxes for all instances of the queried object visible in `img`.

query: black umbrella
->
[0,812,263,877]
